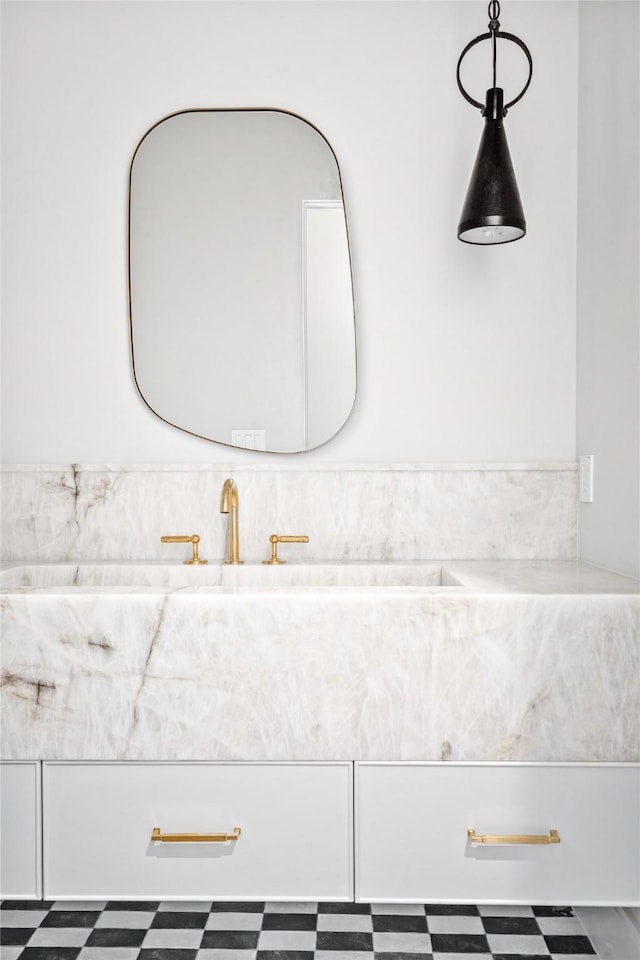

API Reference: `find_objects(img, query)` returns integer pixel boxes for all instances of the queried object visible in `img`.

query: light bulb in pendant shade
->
[457,87,526,245]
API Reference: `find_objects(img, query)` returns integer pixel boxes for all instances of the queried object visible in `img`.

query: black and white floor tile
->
[0,900,598,960]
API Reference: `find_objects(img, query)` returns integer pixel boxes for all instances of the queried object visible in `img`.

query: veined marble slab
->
[1,561,637,763]
[0,463,577,563]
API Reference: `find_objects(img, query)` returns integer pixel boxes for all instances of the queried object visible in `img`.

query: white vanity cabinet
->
[3,760,638,904]
[42,761,353,901]
[355,762,640,905]
[0,761,42,899]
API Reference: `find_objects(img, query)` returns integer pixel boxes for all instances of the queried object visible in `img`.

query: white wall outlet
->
[579,454,594,502]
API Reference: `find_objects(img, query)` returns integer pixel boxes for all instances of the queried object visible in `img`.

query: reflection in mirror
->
[129,110,356,453]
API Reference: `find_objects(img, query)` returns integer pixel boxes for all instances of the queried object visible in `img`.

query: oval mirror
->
[128,109,357,452]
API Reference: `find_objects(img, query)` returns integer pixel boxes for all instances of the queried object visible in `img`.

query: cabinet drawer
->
[44,762,352,900]
[0,761,42,899]
[355,762,640,905]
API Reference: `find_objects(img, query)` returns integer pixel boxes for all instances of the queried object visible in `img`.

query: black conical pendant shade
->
[458,88,526,244]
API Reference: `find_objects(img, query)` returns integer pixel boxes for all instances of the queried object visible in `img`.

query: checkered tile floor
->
[0,900,598,960]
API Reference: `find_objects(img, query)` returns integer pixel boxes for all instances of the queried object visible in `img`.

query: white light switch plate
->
[231,429,266,451]
[579,454,594,502]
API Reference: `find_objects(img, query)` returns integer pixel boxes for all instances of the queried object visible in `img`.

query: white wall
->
[1,0,579,463]
[576,1,640,578]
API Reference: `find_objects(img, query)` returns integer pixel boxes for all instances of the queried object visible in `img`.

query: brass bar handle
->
[151,826,241,843]
[262,534,310,565]
[161,534,207,565]
[468,828,560,845]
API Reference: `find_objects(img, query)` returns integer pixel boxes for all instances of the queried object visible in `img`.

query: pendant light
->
[456,1,533,244]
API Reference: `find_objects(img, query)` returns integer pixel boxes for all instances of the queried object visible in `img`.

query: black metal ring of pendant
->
[456,32,533,113]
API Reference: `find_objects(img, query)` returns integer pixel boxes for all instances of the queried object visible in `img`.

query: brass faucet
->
[220,478,243,564]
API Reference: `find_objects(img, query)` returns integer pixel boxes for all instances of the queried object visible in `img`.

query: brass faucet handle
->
[262,534,310,565]
[160,534,208,565]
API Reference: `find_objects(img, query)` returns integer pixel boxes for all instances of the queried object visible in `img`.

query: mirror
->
[128,109,357,452]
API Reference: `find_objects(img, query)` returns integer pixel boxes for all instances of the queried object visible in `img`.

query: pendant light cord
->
[488,0,500,89]
[456,0,532,115]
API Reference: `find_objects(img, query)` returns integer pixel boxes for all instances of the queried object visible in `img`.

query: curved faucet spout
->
[220,478,243,564]
[220,477,238,513]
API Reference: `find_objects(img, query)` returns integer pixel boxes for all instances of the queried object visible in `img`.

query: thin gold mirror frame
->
[128,108,357,453]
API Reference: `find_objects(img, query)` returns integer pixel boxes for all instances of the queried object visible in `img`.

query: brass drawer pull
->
[468,827,560,845]
[151,826,241,843]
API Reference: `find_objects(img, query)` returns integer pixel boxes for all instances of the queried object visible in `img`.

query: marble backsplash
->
[0,463,577,563]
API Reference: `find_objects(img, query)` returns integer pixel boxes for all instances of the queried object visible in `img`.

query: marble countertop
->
[442,560,638,594]
[1,559,638,764]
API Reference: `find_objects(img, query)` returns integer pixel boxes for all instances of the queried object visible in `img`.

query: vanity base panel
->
[42,761,353,901]
[0,761,42,899]
[355,762,640,905]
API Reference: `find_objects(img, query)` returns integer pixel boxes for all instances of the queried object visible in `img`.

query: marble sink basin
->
[0,562,464,591]
[224,562,463,590]
[0,563,222,590]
